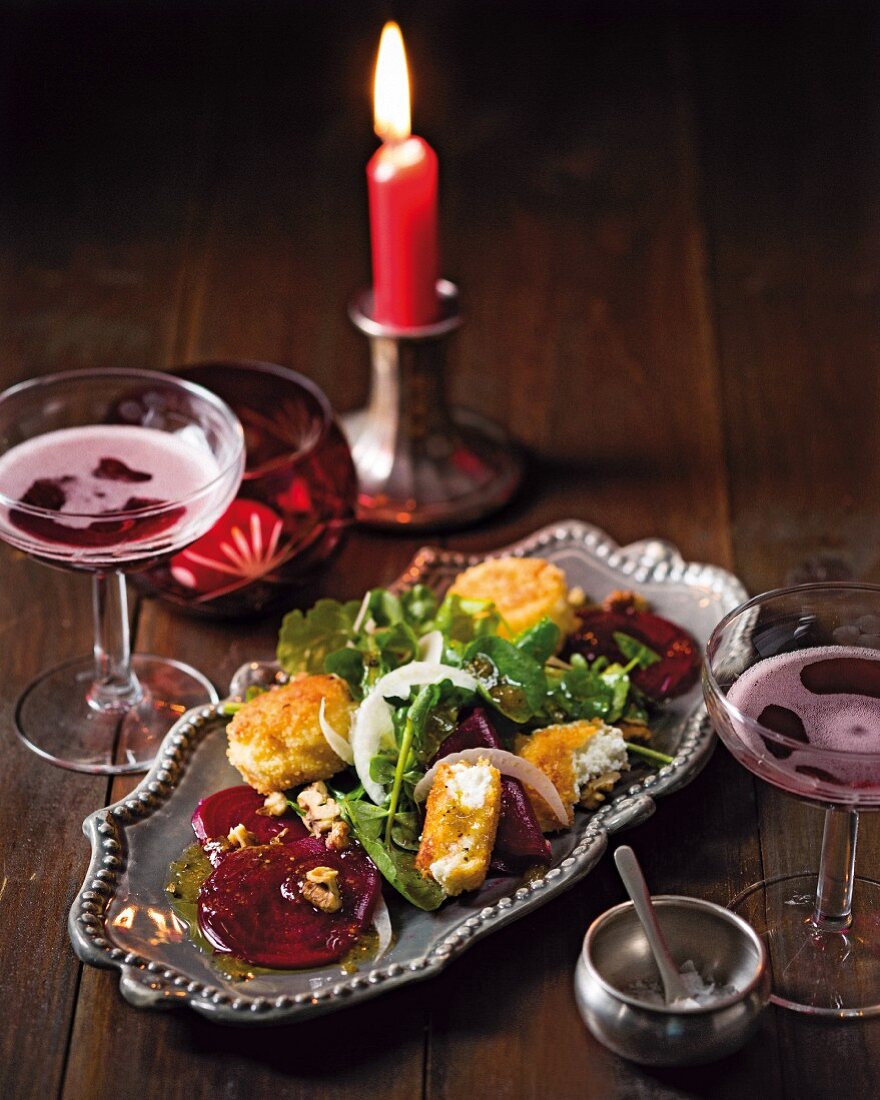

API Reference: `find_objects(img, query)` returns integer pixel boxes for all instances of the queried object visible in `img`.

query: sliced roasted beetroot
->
[564,608,700,700]
[490,776,552,874]
[435,706,501,758]
[436,707,551,874]
[192,784,308,863]
[197,836,381,968]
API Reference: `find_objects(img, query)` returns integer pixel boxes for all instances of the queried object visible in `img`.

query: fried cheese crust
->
[448,557,576,640]
[226,675,354,794]
[416,758,502,896]
[517,719,629,830]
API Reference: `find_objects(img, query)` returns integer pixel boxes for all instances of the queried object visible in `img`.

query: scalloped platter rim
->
[69,519,747,1025]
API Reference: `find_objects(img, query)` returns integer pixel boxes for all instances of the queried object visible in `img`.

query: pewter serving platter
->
[69,519,747,1025]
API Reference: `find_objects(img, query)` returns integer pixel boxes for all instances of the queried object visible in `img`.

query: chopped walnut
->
[268,827,290,846]
[227,822,258,849]
[301,866,342,912]
[297,781,343,838]
[325,820,350,851]
[602,589,649,614]
[257,791,289,817]
[578,771,621,810]
[618,720,652,744]
[567,585,587,608]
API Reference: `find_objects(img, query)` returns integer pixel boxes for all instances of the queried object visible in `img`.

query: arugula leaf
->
[514,618,561,664]
[600,664,632,722]
[613,631,662,669]
[371,621,420,672]
[366,587,404,627]
[552,663,615,720]
[401,584,438,628]
[323,647,365,697]
[368,751,398,788]
[464,635,546,723]
[343,798,444,911]
[417,689,471,763]
[277,598,361,674]
[390,810,421,851]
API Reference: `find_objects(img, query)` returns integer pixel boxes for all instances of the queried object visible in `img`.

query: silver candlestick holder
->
[343,279,524,530]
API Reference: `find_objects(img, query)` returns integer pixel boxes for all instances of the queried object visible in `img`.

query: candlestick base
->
[344,281,523,530]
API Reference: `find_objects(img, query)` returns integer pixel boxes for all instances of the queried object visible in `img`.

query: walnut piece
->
[257,791,289,817]
[567,585,587,608]
[301,866,342,912]
[325,820,350,851]
[297,781,343,838]
[227,822,258,849]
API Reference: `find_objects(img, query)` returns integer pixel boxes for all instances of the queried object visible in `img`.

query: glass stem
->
[813,807,859,931]
[87,571,143,713]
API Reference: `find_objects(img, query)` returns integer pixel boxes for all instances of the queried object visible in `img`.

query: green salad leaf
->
[464,635,547,723]
[338,795,444,911]
[323,646,365,696]
[277,598,361,674]
[401,584,439,627]
[513,618,561,664]
[613,631,661,669]
[433,593,503,647]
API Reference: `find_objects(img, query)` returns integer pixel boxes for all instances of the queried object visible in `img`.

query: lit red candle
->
[367,22,440,328]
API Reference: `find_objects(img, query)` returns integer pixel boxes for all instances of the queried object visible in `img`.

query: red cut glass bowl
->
[134,361,357,618]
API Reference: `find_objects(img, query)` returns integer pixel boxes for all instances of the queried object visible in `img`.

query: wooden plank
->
[0,7,221,1097]
[424,11,771,1099]
[60,3,434,1089]
[691,4,880,1094]
[0,551,106,1100]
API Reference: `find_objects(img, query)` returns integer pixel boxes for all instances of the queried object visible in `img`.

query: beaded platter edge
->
[69,518,748,1025]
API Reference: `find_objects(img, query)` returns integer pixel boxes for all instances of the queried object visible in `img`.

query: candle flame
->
[374,22,411,142]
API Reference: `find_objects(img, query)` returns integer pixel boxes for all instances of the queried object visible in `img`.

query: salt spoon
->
[613,845,698,1007]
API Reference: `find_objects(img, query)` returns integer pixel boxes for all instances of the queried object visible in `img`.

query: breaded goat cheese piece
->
[517,720,629,830]
[416,758,502,897]
[448,557,576,640]
[226,674,354,794]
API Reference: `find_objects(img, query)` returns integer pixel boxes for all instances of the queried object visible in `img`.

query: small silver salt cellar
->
[574,848,770,1066]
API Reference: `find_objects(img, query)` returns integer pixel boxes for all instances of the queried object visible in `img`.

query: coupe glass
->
[704,584,880,1016]
[0,369,245,774]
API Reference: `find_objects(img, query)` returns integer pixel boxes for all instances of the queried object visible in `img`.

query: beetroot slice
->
[192,785,308,863]
[435,706,501,758]
[197,837,381,968]
[435,707,551,874]
[490,776,552,874]
[564,608,700,700]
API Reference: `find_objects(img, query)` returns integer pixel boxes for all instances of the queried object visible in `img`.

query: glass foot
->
[15,653,218,774]
[730,873,880,1017]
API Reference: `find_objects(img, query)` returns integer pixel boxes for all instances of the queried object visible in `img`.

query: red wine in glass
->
[0,425,220,559]
[0,370,244,774]
[727,646,880,797]
[705,584,880,1017]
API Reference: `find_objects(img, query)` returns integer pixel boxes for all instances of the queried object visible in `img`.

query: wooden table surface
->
[2,2,879,1097]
